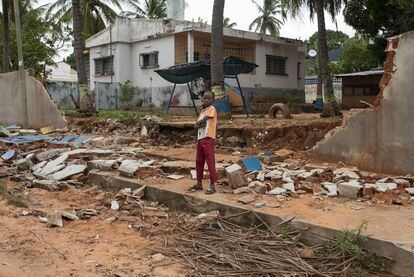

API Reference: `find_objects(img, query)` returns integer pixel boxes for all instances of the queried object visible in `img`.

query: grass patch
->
[63,109,81,117]
[0,179,28,208]
[6,196,28,208]
[320,221,391,274]
[0,180,8,196]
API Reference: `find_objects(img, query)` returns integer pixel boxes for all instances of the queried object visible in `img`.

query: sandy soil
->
[0,180,187,277]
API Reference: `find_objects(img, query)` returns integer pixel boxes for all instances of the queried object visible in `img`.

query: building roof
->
[335,70,384,78]
[86,17,304,49]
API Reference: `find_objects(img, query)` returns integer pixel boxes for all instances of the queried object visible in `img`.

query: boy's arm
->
[194,115,212,129]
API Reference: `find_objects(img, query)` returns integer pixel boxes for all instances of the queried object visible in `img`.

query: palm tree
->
[46,0,122,39]
[72,0,88,110]
[1,0,10,72]
[223,17,237,28]
[282,0,345,116]
[211,0,225,91]
[125,0,166,19]
[249,0,283,36]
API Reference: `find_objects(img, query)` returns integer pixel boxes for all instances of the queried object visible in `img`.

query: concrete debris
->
[254,202,267,208]
[111,200,120,211]
[394,178,410,188]
[375,182,397,192]
[405,188,414,195]
[46,210,79,227]
[337,181,363,199]
[268,187,287,195]
[87,159,117,171]
[32,179,64,191]
[225,164,248,188]
[238,195,256,204]
[140,126,148,137]
[167,174,185,180]
[32,161,47,172]
[40,126,55,135]
[197,211,220,221]
[282,182,295,192]
[249,181,267,194]
[233,187,251,195]
[1,150,15,161]
[274,149,294,161]
[322,182,338,197]
[119,160,141,177]
[49,164,87,181]
[38,154,69,176]
[0,126,11,137]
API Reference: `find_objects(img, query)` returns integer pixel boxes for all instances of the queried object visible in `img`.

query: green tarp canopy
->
[155,56,258,84]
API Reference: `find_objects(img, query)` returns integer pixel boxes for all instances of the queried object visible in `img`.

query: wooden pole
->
[13,0,28,128]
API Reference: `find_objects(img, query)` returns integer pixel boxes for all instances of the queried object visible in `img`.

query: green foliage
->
[223,17,237,28]
[46,0,122,40]
[307,30,350,52]
[322,221,391,273]
[63,109,81,117]
[0,1,58,76]
[124,0,167,19]
[249,0,283,36]
[285,90,297,110]
[6,196,28,208]
[342,38,377,73]
[117,81,137,102]
[344,0,414,66]
[0,180,7,196]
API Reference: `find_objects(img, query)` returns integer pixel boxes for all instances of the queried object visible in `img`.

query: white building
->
[45,61,78,82]
[85,16,306,109]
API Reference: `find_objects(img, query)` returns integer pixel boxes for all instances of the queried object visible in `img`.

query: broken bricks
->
[225,164,247,189]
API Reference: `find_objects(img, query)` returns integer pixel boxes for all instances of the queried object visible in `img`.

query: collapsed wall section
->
[0,71,67,129]
[310,30,414,175]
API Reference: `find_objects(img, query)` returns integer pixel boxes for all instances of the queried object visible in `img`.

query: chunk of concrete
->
[32,160,47,172]
[238,195,256,204]
[87,159,117,171]
[47,211,63,227]
[274,149,294,161]
[375,182,398,192]
[233,187,251,195]
[1,150,15,161]
[404,188,414,195]
[225,164,247,188]
[118,160,141,177]
[0,126,11,137]
[32,179,62,191]
[394,178,410,188]
[338,181,363,199]
[268,187,287,195]
[282,182,295,192]
[111,200,120,210]
[48,164,87,181]
[39,154,69,176]
[322,182,338,197]
[37,149,68,161]
[40,126,55,135]
[249,181,267,194]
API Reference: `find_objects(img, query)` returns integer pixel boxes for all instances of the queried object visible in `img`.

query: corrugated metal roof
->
[336,70,384,78]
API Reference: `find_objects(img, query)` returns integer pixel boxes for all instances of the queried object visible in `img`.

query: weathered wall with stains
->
[0,71,67,128]
[310,31,414,175]
[46,81,78,109]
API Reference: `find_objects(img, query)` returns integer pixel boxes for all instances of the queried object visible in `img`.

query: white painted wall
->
[46,62,77,82]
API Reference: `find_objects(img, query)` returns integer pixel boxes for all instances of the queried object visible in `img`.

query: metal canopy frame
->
[165,83,198,116]
[165,74,249,117]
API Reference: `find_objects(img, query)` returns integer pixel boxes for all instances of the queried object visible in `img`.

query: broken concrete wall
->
[310,30,414,175]
[0,71,67,128]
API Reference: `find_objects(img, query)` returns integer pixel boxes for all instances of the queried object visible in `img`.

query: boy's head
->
[202,91,215,109]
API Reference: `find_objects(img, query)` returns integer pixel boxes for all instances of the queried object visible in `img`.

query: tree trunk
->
[317,54,322,100]
[315,0,340,117]
[2,0,10,72]
[72,0,88,110]
[211,0,225,90]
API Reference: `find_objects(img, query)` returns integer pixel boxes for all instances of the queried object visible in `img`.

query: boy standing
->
[188,91,218,194]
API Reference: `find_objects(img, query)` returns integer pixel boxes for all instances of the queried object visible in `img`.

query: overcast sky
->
[37,0,355,59]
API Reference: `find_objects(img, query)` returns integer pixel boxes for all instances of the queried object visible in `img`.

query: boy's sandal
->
[188,184,203,192]
[205,187,216,194]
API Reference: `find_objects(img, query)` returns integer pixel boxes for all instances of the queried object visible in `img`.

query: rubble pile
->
[221,149,414,207]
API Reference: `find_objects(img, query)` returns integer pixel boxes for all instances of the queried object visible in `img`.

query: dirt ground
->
[0,180,187,277]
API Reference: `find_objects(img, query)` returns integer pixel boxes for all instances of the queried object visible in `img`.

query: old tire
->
[268,103,291,119]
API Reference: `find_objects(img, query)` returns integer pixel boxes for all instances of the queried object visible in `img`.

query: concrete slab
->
[88,170,414,277]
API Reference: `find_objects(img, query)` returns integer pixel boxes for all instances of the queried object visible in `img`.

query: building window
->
[139,51,159,69]
[297,62,302,79]
[266,55,287,75]
[94,56,113,76]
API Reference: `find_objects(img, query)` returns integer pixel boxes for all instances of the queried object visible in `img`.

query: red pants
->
[196,138,217,184]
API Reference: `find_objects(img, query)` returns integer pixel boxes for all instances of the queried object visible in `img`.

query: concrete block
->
[274,149,294,161]
[282,182,295,192]
[268,187,287,195]
[404,188,414,195]
[39,154,69,176]
[249,181,267,194]
[48,165,87,181]
[238,195,255,204]
[225,164,247,188]
[338,181,363,198]
[233,187,251,194]
[119,160,141,177]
